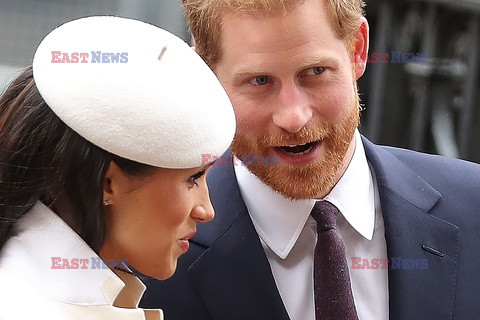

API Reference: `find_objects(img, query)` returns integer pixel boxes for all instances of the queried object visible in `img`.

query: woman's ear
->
[103,161,123,206]
[352,17,370,80]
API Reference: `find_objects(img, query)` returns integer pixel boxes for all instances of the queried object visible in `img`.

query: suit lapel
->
[188,156,290,320]
[363,138,458,320]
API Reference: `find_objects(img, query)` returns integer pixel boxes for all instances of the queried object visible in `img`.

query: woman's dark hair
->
[0,66,155,252]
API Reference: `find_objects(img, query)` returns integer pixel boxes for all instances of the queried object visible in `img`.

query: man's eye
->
[307,67,325,75]
[249,75,269,86]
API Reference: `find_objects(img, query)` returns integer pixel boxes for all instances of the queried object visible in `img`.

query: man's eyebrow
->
[298,55,339,69]
[231,66,267,76]
[231,55,339,76]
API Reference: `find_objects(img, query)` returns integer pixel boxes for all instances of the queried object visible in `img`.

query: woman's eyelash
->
[188,170,206,186]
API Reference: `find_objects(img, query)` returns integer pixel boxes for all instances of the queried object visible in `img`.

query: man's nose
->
[272,82,313,133]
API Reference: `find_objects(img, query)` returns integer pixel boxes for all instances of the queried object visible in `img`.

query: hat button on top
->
[157,46,167,61]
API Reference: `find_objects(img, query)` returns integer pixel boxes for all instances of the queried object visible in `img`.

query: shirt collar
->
[234,130,375,259]
[0,201,144,306]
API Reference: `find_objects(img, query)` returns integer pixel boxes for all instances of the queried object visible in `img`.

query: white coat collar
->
[0,202,137,306]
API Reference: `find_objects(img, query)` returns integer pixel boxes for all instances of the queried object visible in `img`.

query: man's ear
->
[352,17,369,80]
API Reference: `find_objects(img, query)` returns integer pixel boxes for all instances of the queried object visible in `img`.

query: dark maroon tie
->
[311,201,358,320]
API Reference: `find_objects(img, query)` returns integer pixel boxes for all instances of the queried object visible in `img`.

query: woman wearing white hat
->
[0,16,235,319]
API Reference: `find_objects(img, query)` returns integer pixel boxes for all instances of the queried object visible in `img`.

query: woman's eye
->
[188,170,206,188]
[306,67,325,76]
[249,75,269,86]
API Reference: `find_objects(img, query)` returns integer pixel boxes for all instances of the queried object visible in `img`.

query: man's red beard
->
[231,100,360,200]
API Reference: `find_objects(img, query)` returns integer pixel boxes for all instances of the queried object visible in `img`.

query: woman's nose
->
[191,187,215,222]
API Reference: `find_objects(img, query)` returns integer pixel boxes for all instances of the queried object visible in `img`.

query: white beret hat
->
[32,16,236,169]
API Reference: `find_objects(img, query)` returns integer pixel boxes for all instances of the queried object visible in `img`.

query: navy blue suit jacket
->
[140,137,480,319]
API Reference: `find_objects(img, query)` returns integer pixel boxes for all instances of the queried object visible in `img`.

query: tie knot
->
[311,201,339,231]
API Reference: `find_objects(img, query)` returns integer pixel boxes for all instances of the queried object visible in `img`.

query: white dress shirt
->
[234,130,389,320]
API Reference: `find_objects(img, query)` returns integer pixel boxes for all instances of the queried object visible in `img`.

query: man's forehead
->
[219,0,304,21]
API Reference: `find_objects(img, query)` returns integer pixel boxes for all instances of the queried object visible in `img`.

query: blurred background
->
[360,0,480,164]
[0,0,478,163]
[0,0,189,91]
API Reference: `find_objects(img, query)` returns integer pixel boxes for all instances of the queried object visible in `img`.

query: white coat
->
[0,202,163,320]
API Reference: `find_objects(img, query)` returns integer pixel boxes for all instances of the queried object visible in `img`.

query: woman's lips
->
[273,140,323,166]
[179,232,196,253]
[179,240,190,252]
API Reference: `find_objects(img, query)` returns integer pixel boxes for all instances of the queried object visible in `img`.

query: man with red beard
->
[141,0,480,319]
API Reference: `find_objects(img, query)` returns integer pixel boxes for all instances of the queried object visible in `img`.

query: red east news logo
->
[51,257,128,269]
[51,51,128,63]
[351,257,429,270]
